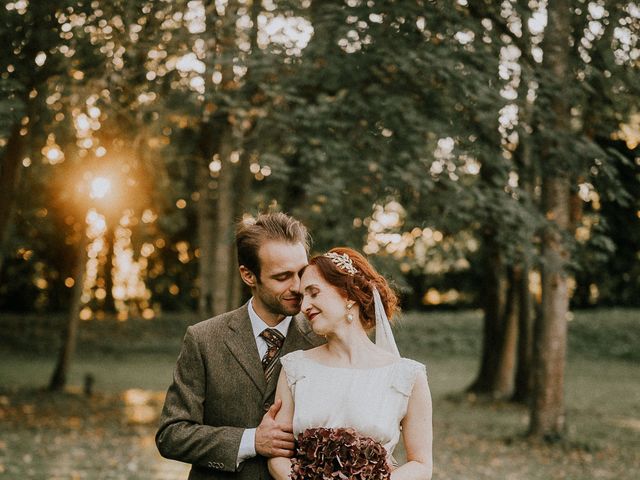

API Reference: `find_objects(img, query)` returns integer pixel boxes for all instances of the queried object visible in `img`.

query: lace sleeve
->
[390,359,427,397]
[279,350,306,390]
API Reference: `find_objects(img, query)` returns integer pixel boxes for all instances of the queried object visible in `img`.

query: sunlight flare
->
[90,177,111,199]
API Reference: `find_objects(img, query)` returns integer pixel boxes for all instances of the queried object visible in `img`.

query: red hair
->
[308,247,399,331]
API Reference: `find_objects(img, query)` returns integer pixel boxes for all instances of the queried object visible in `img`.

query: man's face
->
[252,240,308,320]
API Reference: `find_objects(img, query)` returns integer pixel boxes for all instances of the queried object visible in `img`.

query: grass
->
[0,308,638,479]
[395,307,640,362]
[0,352,178,392]
[425,357,640,480]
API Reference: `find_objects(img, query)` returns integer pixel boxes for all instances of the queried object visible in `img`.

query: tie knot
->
[260,328,284,349]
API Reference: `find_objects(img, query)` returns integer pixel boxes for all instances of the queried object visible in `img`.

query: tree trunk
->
[227,0,260,309]
[0,124,25,278]
[467,238,507,395]
[469,238,521,399]
[195,0,243,317]
[102,224,116,313]
[529,176,570,437]
[500,5,537,401]
[492,266,520,398]
[512,67,537,404]
[197,160,215,318]
[229,149,254,308]
[511,182,536,403]
[512,260,535,403]
[49,232,88,391]
[211,125,237,316]
[528,0,572,439]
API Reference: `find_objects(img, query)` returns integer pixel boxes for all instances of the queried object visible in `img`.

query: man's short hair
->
[235,212,310,279]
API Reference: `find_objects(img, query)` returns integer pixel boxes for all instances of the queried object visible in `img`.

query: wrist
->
[237,428,257,465]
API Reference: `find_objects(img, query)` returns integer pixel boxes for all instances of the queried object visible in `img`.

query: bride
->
[268,247,433,479]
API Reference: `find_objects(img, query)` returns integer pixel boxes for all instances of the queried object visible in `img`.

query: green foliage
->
[1,0,639,312]
[573,139,640,307]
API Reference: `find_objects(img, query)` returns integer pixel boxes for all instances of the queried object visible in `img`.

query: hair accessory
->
[323,252,358,276]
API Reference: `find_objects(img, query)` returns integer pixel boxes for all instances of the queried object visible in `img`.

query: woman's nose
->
[301,295,310,313]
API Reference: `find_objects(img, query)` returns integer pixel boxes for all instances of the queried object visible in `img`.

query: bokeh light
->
[90,177,111,199]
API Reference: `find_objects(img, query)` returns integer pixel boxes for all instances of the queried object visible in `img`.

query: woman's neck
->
[324,325,375,365]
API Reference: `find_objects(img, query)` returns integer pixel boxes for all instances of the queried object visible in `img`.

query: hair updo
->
[308,247,399,331]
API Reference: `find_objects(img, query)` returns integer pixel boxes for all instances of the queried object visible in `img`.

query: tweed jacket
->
[156,302,323,480]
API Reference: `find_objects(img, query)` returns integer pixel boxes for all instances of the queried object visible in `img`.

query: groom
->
[156,213,324,479]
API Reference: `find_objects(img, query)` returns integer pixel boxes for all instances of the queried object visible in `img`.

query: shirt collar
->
[248,298,292,339]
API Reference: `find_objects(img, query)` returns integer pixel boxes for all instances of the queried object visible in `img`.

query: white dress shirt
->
[236,298,292,466]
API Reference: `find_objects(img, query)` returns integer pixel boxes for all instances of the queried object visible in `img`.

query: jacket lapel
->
[264,314,317,398]
[223,304,267,394]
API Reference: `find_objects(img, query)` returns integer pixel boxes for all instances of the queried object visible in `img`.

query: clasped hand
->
[255,399,295,458]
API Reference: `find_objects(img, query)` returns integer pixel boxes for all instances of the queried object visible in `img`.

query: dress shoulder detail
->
[280,350,306,388]
[390,358,427,397]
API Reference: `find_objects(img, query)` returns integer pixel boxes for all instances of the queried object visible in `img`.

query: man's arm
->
[155,326,244,472]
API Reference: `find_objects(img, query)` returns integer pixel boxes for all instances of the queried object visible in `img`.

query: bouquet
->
[290,427,391,480]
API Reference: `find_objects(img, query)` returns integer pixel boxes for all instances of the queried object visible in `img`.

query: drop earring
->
[346,301,354,322]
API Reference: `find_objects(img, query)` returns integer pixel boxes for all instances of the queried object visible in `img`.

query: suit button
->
[207,462,214,468]
[263,401,271,412]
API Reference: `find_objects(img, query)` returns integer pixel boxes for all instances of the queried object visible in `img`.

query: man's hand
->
[255,399,295,458]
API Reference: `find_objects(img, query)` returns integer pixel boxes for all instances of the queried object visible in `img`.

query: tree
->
[527,0,640,439]
[0,1,82,278]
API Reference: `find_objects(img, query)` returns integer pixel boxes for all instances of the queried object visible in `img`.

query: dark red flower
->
[290,427,391,480]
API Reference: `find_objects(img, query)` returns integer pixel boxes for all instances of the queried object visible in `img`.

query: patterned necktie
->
[260,328,285,383]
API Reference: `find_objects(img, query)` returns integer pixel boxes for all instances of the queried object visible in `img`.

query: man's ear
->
[239,265,257,288]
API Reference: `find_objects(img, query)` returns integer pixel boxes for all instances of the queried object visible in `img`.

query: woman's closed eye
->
[305,287,319,298]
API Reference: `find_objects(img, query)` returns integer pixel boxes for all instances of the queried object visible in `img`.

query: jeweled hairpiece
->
[323,252,358,276]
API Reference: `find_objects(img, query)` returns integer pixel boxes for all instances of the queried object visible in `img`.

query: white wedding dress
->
[280,349,427,457]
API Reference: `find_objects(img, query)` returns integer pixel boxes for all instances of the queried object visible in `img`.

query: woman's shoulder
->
[281,349,304,359]
[280,349,315,387]
[398,356,426,371]
[281,345,325,363]
[280,349,306,367]
[390,357,427,396]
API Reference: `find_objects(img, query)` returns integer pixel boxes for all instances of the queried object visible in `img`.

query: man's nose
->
[289,274,301,294]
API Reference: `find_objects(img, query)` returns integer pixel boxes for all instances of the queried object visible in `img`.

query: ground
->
[0,308,638,479]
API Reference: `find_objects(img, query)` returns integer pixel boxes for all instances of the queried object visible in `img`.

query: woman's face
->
[300,265,351,336]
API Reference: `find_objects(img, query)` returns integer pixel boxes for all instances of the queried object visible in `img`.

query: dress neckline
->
[300,351,401,371]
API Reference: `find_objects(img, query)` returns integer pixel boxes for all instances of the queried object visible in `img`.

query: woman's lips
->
[307,312,318,321]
